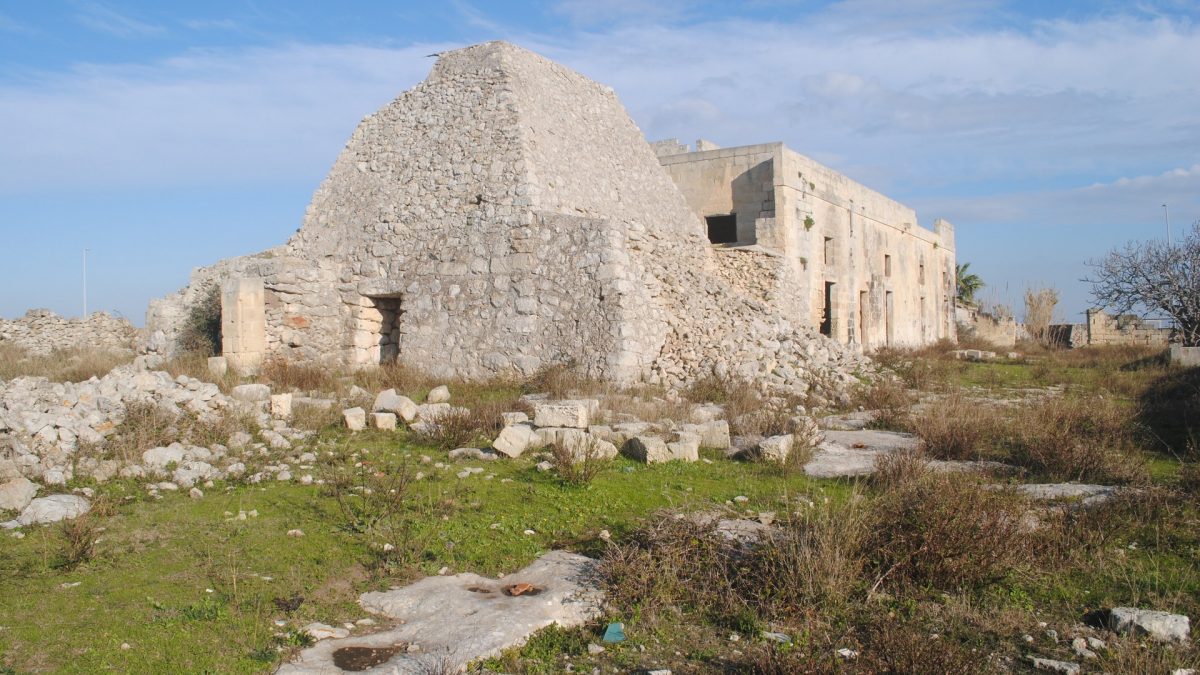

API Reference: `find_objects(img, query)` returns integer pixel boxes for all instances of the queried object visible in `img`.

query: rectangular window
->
[884,254,892,277]
[919,262,925,284]
[824,237,834,265]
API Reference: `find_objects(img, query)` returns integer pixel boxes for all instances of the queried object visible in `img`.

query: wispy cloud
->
[73,2,165,38]
[551,0,701,26]
[0,11,34,34]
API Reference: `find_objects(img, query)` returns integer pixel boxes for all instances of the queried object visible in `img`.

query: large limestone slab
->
[278,550,602,674]
[803,429,919,478]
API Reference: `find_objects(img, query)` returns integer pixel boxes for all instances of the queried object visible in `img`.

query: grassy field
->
[1,343,1198,673]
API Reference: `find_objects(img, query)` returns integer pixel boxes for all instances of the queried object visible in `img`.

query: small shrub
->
[856,378,914,431]
[548,438,608,485]
[600,514,743,624]
[745,494,869,610]
[868,472,1028,592]
[317,449,436,573]
[290,402,344,432]
[910,395,1001,460]
[55,515,99,570]
[1008,395,1146,484]
[178,284,222,356]
[871,448,931,491]
[411,407,492,450]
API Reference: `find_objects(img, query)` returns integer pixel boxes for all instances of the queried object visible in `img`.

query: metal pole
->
[1163,204,1171,245]
[83,248,89,318]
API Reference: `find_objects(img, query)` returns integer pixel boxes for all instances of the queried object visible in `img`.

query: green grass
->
[0,436,842,673]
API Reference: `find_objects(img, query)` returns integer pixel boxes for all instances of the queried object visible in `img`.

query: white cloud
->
[551,0,700,26]
[73,2,166,38]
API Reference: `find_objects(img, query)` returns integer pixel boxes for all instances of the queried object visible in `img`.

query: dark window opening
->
[705,214,738,244]
[884,254,892,277]
[820,282,834,337]
[824,237,834,265]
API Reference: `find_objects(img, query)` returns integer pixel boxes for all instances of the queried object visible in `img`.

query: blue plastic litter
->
[602,622,626,643]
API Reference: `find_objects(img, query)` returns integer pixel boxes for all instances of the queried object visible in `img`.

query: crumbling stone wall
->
[0,309,138,355]
[1086,309,1172,347]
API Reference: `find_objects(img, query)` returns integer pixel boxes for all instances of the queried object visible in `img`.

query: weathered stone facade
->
[1048,309,1173,349]
[657,141,957,350]
[0,309,138,355]
[147,42,870,392]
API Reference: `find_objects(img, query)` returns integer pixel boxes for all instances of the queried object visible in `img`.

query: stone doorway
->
[354,294,404,365]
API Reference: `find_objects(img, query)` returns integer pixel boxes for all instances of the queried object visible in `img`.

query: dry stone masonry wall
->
[0,309,138,355]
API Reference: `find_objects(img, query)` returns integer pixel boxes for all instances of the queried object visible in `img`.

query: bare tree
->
[1023,286,1059,346]
[1085,221,1200,347]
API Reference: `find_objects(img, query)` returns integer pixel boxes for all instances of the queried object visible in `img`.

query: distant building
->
[656,140,957,349]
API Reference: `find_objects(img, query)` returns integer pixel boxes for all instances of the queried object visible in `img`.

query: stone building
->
[655,141,957,350]
[145,41,954,391]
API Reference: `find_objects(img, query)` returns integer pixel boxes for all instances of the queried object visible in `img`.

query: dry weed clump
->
[164,352,240,392]
[1009,395,1146,484]
[0,343,133,383]
[258,357,339,394]
[855,377,915,431]
[548,438,608,486]
[99,401,256,463]
[743,495,869,611]
[868,472,1029,592]
[521,362,604,399]
[910,395,1003,460]
[600,514,742,624]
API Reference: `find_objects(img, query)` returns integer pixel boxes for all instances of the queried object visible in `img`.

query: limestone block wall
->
[955,304,1018,348]
[1086,309,1172,347]
[0,309,138,355]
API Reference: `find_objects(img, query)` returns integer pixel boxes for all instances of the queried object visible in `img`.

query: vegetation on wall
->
[178,283,222,356]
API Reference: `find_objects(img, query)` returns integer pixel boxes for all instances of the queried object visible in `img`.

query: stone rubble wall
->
[0,309,139,355]
[1086,309,1172,348]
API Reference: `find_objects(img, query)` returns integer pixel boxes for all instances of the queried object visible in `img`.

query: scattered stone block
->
[493,424,534,458]
[232,383,271,402]
[6,494,90,527]
[342,407,367,431]
[533,400,590,429]
[142,445,186,470]
[681,420,731,449]
[270,393,293,419]
[665,432,700,462]
[501,411,529,426]
[373,389,417,422]
[1029,656,1080,674]
[371,412,397,431]
[415,403,452,421]
[426,385,451,404]
[0,477,37,512]
[1108,607,1190,643]
[756,434,795,463]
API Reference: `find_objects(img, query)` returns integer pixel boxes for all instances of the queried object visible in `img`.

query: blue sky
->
[1,1,1198,325]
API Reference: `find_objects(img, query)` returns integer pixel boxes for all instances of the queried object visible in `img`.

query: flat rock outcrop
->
[278,550,602,673]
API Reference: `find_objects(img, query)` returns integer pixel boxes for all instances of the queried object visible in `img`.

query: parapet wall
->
[0,309,139,355]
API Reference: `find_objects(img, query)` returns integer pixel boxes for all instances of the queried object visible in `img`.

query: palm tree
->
[956,262,984,305]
